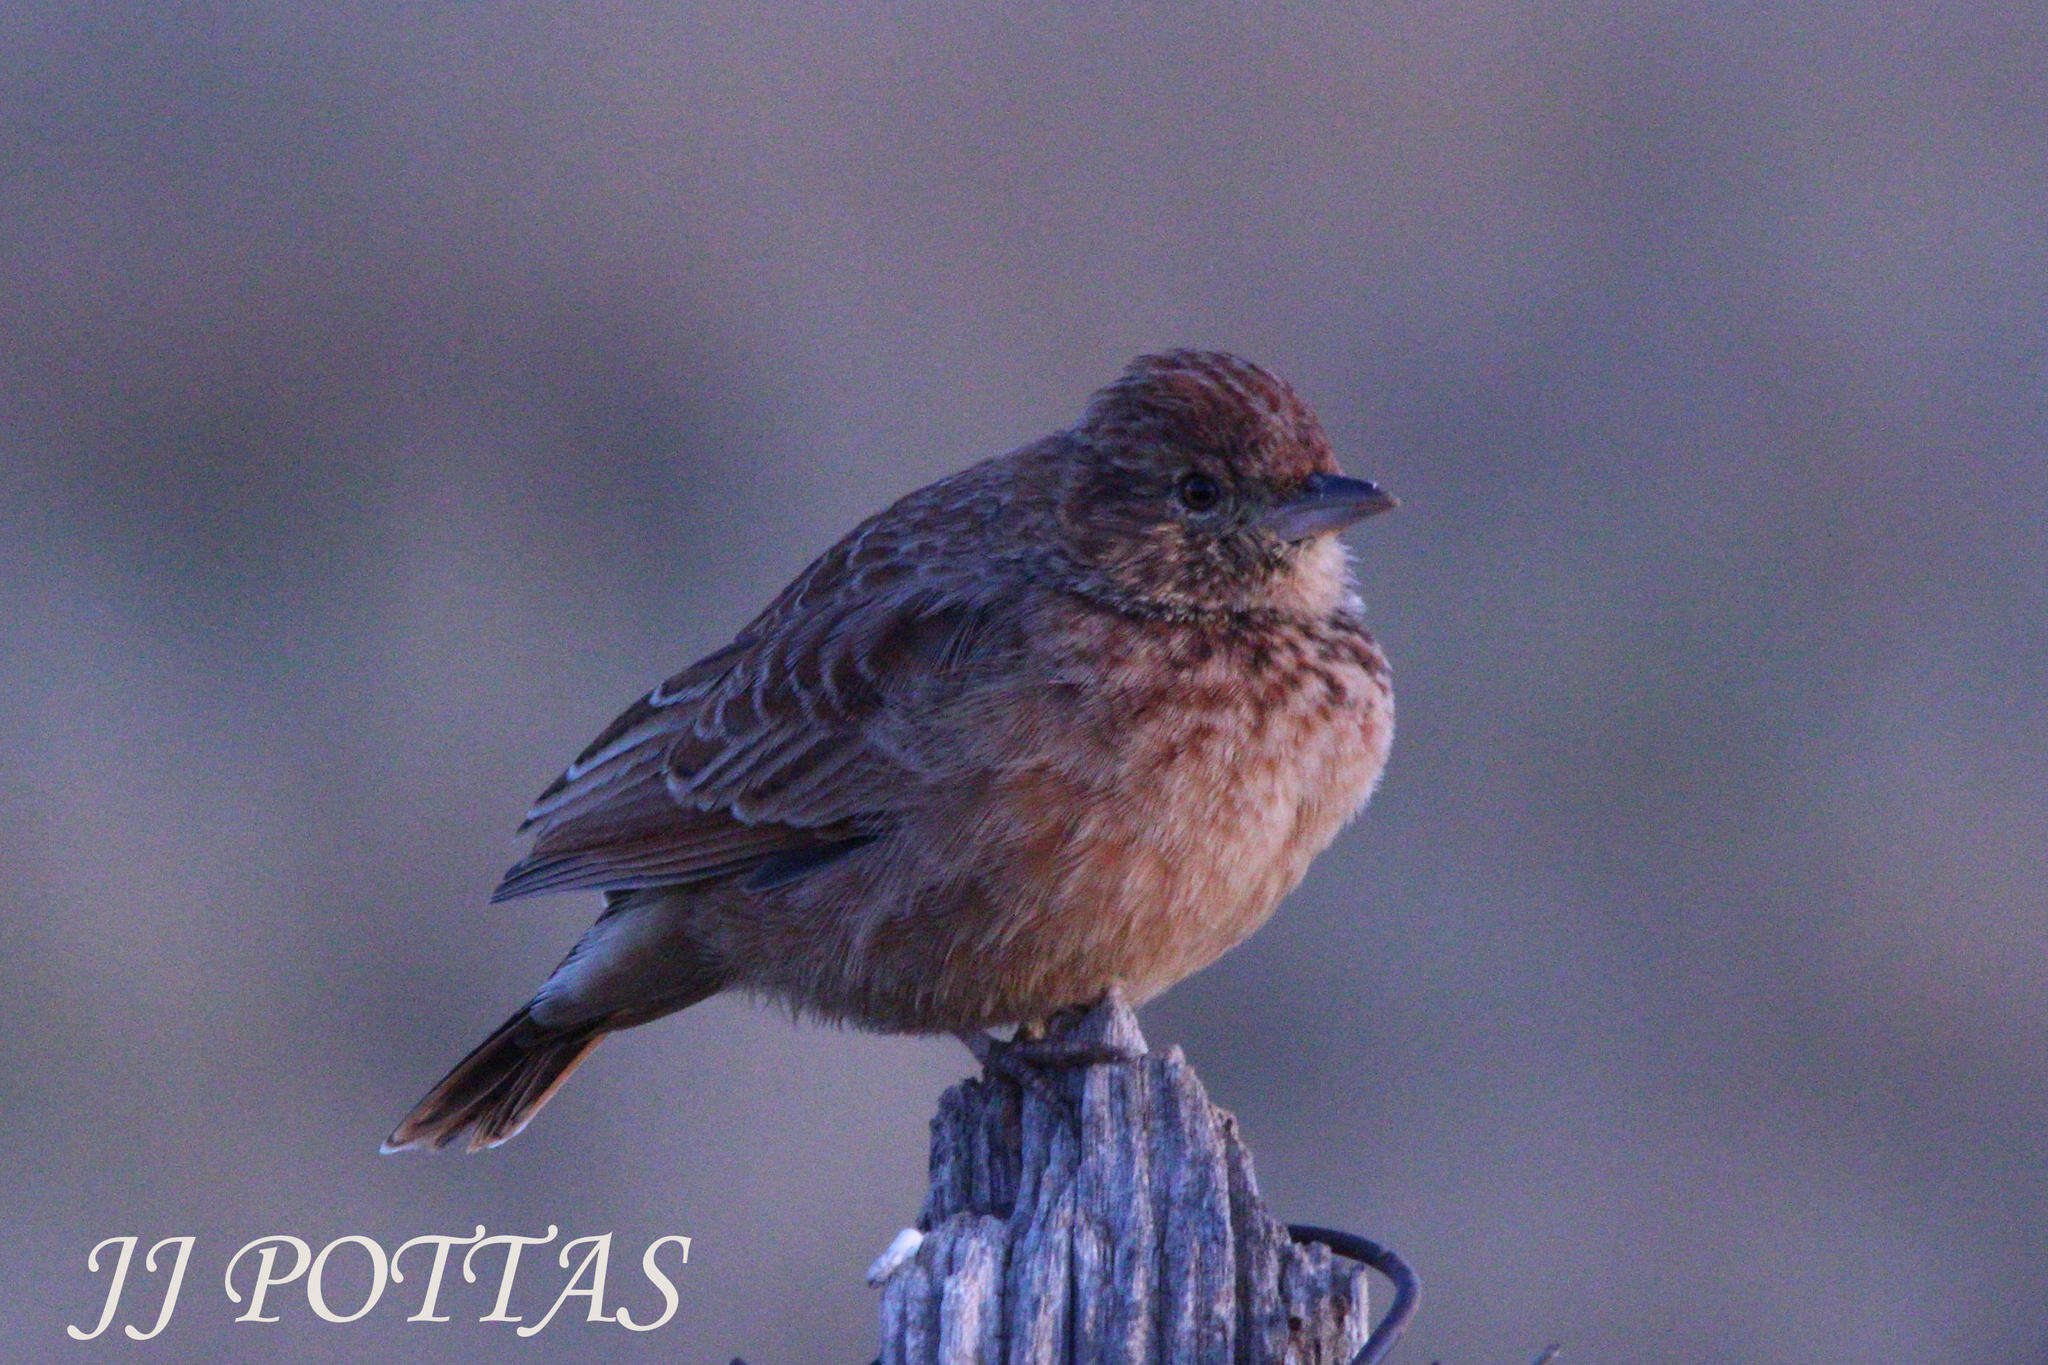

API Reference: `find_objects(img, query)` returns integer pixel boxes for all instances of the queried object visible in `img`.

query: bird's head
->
[1052,350,1395,618]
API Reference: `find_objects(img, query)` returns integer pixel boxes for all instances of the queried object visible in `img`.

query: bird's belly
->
[1086,703,1385,997]
[761,622,1393,1033]
[958,656,1393,1020]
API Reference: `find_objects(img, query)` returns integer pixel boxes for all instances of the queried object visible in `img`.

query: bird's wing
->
[492,485,1020,902]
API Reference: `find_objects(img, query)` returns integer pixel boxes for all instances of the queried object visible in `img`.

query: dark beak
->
[1261,473,1398,542]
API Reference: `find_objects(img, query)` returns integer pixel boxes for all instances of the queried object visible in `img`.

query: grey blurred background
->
[4,3,2044,1361]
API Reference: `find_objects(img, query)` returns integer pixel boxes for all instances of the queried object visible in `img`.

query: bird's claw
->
[954,987,1148,1128]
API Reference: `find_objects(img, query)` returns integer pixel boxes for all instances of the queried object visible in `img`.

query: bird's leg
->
[995,1032,1144,1071]
[954,1028,1079,1127]
[952,988,1149,1127]
[1001,986,1150,1070]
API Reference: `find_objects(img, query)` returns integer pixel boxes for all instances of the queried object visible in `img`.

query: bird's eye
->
[1176,472,1223,513]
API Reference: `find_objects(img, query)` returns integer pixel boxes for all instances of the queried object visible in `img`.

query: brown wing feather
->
[493,466,1021,903]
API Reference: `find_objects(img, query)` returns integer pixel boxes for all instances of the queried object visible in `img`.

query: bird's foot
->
[995,1034,1141,1071]
[954,986,1149,1127]
[954,1029,1083,1126]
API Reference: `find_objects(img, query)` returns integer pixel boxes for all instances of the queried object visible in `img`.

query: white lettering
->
[307,1235,389,1323]
[390,1226,486,1322]
[65,1235,136,1341]
[77,1224,687,1334]
[616,1235,691,1332]
[462,1225,558,1323]
[518,1233,611,1337]
[224,1235,312,1323]
[126,1236,195,1341]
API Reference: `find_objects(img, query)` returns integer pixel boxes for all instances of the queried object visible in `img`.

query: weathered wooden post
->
[869,991,1414,1364]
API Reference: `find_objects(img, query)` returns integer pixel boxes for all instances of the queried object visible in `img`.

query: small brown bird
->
[386,351,1395,1152]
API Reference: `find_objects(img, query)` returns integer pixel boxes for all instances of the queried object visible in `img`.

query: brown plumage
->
[385,351,1396,1152]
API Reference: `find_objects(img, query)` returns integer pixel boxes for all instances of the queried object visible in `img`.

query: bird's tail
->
[382,1006,607,1154]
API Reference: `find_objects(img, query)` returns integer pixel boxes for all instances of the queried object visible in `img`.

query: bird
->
[384,350,1396,1153]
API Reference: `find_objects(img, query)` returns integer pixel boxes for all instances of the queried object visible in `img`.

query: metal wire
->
[1287,1223,1421,1365]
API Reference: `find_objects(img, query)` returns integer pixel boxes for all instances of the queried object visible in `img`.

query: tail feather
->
[383,1007,606,1154]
